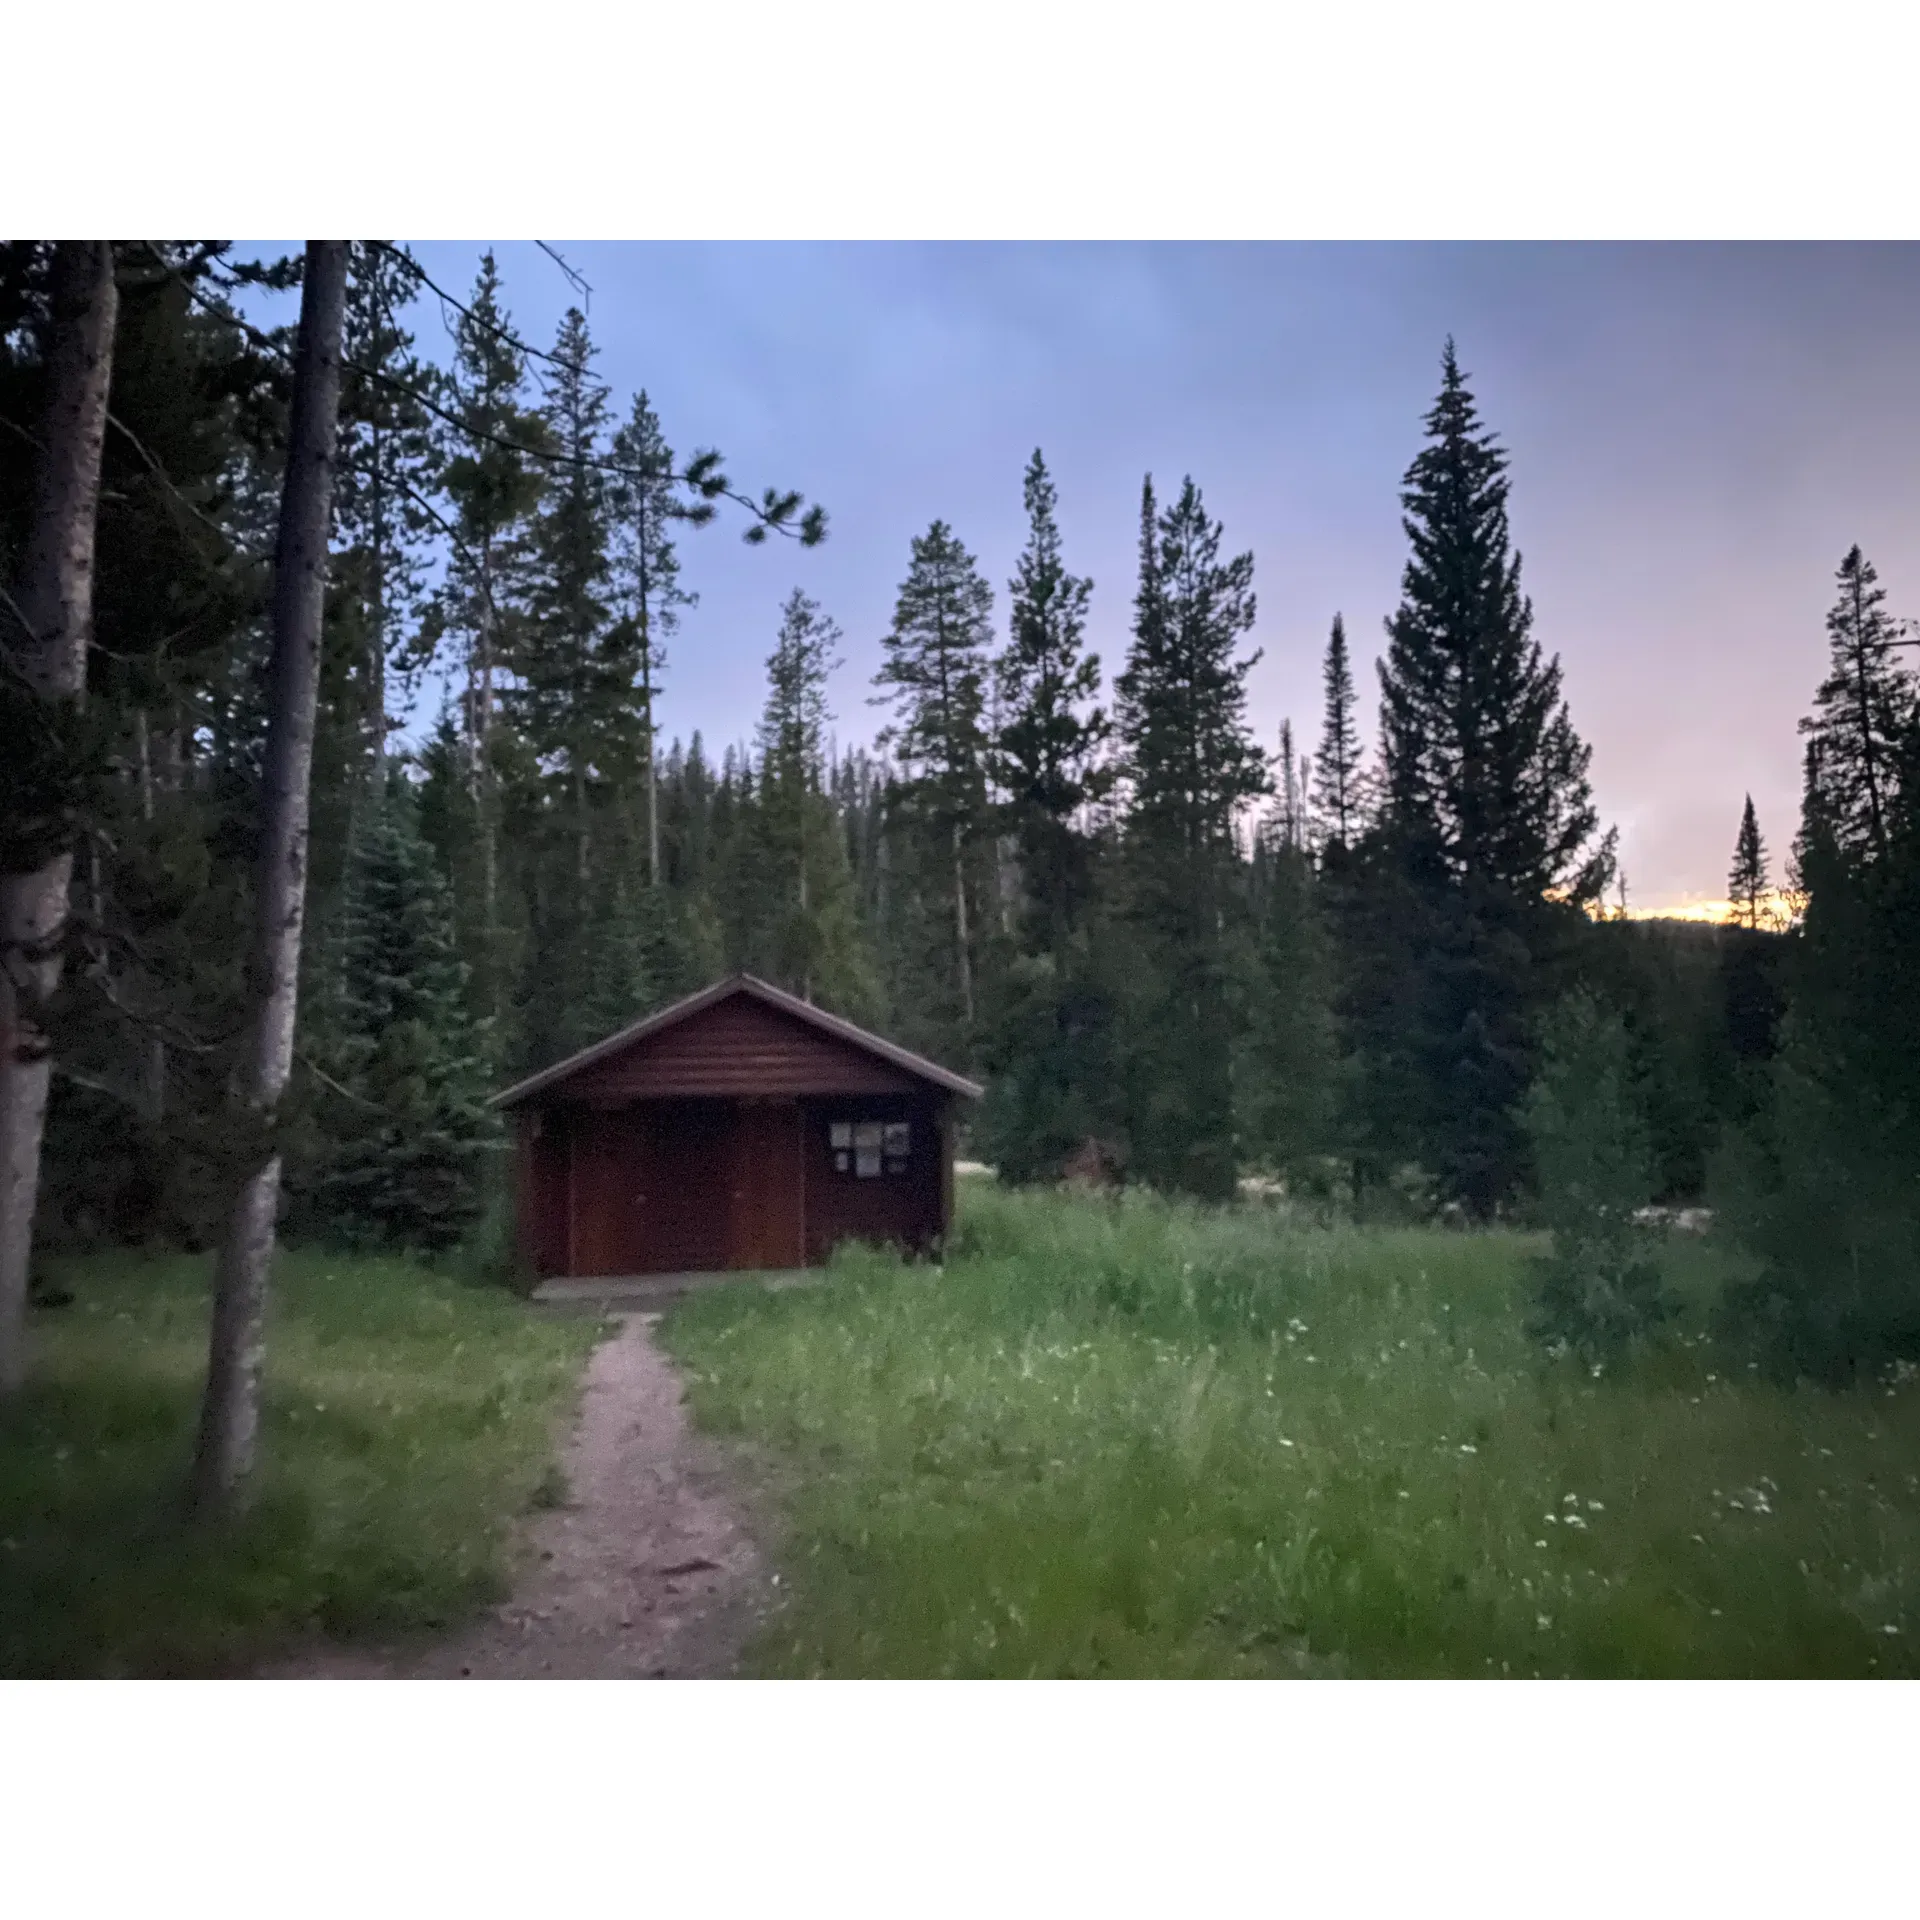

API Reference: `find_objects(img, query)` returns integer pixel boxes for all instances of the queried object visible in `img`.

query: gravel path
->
[268,1313,767,1680]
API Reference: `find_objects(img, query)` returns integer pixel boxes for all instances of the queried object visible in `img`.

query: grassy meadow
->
[0,1250,598,1677]
[663,1181,1920,1678]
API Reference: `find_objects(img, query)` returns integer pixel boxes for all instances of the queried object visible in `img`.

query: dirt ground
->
[266,1313,771,1680]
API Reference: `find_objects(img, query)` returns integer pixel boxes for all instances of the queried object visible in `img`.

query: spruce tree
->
[993,449,1106,948]
[1115,474,1268,1199]
[1727,793,1769,931]
[1309,613,1368,859]
[1799,545,1915,869]
[978,450,1122,1180]
[428,252,546,1039]
[309,774,495,1251]
[1373,341,1614,1215]
[1242,749,1341,1195]
[333,242,439,774]
[875,520,996,1050]
[609,389,696,886]
[756,590,874,1013]
[1725,560,1920,1381]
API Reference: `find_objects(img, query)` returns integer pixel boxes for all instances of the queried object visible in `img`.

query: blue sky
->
[346,241,1920,912]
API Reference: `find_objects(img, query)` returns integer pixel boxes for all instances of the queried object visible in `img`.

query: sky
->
[370,241,1920,916]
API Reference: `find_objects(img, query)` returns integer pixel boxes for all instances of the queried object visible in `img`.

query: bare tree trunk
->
[0,241,117,1397]
[952,819,974,1031]
[798,801,811,1003]
[645,668,660,889]
[186,242,348,1516]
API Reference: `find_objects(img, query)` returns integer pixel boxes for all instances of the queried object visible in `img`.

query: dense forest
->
[4,239,1917,1454]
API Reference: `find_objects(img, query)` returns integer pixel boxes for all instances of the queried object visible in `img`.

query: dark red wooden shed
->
[494,974,983,1279]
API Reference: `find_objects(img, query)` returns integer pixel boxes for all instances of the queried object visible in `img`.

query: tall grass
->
[664,1184,1920,1677]
[0,1249,598,1676]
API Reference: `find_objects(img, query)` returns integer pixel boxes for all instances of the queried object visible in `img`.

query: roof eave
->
[490,973,983,1109]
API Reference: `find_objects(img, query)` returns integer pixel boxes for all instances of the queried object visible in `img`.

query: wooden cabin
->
[494,974,983,1279]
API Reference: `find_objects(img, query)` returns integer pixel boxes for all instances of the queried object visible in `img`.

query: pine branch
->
[349,243,829,547]
[106,410,257,559]
[534,242,593,309]
[297,1048,386,1111]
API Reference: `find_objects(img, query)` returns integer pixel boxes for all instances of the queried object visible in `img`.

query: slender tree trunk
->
[132,707,167,1119]
[644,646,660,887]
[186,242,348,1516]
[798,790,811,1002]
[370,420,388,769]
[0,241,117,1397]
[951,818,974,1030]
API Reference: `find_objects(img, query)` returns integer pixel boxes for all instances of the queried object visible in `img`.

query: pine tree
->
[977,451,1120,1180]
[1724,558,1920,1382]
[1242,759,1341,1194]
[756,590,873,1013]
[189,241,349,1516]
[1799,545,1915,869]
[1372,341,1614,1216]
[993,449,1106,949]
[875,519,996,1049]
[1309,613,1368,859]
[609,389,696,886]
[333,242,439,774]
[309,775,496,1248]
[1274,719,1307,851]
[1115,474,1268,1199]
[1727,793,1769,931]
[0,240,117,1394]
[428,252,547,1038]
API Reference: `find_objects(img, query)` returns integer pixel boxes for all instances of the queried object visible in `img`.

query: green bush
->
[1522,992,1673,1363]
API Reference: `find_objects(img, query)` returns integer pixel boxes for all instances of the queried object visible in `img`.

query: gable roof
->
[492,972,984,1109]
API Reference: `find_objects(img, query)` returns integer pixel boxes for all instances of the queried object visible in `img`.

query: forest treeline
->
[4,241,1918,1409]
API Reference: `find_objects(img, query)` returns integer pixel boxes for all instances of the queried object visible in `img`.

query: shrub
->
[1522,992,1673,1362]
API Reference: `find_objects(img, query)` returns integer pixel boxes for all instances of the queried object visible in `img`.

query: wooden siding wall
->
[562,993,922,1103]
[517,1111,570,1276]
[799,1092,946,1264]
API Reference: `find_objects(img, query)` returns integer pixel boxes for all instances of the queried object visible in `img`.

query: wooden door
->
[569,1109,643,1277]
[728,1101,805,1271]
[632,1100,733,1274]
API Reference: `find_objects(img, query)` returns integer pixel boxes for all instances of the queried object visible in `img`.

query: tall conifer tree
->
[609,389,696,886]
[993,449,1105,948]
[979,451,1122,1176]
[308,775,495,1249]
[1371,342,1612,1215]
[1727,794,1769,930]
[1309,612,1368,859]
[1115,475,1267,1198]
[1800,545,1915,869]
[757,589,871,1013]
[875,520,996,1048]
[429,253,546,1037]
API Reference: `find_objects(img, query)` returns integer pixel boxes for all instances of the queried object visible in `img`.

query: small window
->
[854,1120,883,1178]
[830,1122,853,1151]
[883,1122,910,1157]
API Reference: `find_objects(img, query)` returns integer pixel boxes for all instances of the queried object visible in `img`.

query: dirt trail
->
[269,1313,768,1680]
